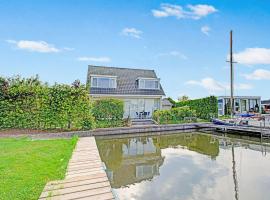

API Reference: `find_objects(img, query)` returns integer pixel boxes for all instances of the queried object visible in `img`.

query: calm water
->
[96,133,270,200]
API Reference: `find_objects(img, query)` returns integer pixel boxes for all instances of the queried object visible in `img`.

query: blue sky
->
[1,0,270,100]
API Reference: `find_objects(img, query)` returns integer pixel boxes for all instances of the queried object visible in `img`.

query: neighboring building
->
[261,99,270,114]
[87,65,165,118]
[161,98,173,110]
[218,96,261,116]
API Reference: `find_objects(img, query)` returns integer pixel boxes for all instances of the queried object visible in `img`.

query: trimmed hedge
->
[175,96,218,120]
[153,106,196,124]
[0,76,95,130]
[92,98,124,121]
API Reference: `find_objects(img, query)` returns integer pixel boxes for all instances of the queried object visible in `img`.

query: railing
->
[260,121,270,140]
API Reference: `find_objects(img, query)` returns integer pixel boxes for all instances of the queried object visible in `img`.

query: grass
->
[0,137,77,200]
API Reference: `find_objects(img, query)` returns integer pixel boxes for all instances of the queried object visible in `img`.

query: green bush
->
[153,106,196,124]
[175,96,218,120]
[0,76,95,130]
[92,98,124,120]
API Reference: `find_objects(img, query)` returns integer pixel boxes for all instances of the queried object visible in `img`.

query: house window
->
[91,77,116,88]
[139,79,159,89]
[235,99,240,112]
[249,99,259,112]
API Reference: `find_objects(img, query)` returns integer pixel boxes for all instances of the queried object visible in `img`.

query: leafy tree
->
[178,95,189,102]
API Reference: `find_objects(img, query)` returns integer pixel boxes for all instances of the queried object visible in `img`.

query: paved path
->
[39,137,115,200]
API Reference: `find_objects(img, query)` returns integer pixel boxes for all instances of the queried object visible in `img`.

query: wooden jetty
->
[205,123,270,138]
[39,137,115,200]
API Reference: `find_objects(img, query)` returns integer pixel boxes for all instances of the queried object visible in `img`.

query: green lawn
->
[0,137,77,200]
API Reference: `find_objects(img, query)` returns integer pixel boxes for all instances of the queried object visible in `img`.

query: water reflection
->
[96,133,270,200]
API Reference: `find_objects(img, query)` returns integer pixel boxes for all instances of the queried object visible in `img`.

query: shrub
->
[175,96,218,120]
[92,98,124,120]
[0,75,95,130]
[81,115,96,130]
[153,106,196,124]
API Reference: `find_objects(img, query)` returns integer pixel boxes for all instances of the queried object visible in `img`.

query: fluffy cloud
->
[6,40,60,53]
[243,69,270,80]
[186,78,224,92]
[152,4,184,18]
[201,26,210,35]
[77,56,111,62]
[186,77,252,93]
[233,48,270,65]
[121,28,143,39]
[152,4,217,20]
[187,4,218,19]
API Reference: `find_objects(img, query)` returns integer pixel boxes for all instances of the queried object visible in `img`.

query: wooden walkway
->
[39,137,115,200]
[210,124,270,134]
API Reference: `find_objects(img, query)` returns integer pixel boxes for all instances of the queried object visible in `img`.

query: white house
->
[87,65,165,119]
[218,96,261,116]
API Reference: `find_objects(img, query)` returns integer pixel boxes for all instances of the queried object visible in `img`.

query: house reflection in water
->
[97,137,164,188]
[96,133,220,189]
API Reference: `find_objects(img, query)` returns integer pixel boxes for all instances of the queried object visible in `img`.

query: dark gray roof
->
[262,100,270,105]
[87,65,165,96]
[162,98,173,106]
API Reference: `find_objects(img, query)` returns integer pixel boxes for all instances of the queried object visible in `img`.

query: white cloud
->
[233,48,270,65]
[152,4,217,20]
[63,47,74,51]
[187,4,218,19]
[243,69,270,80]
[186,77,225,92]
[6,40,60,53]
[201,26,210,36]
[121,27,143,39]
[77,56,111,62]
[152,4,185,18]
[158,51,188,59]
[186,77,252,93]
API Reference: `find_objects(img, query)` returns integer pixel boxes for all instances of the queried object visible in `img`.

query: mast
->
[232,144,239,200]
[230,30,234,117]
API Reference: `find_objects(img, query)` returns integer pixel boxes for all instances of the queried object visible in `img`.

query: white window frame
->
[90,75,117,88]
[138,78,160,90]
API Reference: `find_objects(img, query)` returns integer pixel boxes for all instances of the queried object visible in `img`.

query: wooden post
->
[230,30,234,118]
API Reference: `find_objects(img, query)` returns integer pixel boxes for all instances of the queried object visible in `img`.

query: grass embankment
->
[0,137,77,200]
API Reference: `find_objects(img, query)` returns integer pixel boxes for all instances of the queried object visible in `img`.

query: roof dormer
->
[90,75,117,88]
[137,77,160,90]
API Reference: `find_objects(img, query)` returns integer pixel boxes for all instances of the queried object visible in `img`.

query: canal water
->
[96,132,270,200]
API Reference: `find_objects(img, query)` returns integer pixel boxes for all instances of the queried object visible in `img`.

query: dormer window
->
[138,78,160,89]
[91,75,117,88]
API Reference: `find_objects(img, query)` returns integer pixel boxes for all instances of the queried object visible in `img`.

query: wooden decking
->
[39,137,115,200]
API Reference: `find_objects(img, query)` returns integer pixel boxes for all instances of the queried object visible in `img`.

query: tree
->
[178,95,189,102]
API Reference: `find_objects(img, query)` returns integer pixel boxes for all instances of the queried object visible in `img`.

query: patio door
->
[144,99,154,118]
[124,100,131,118]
